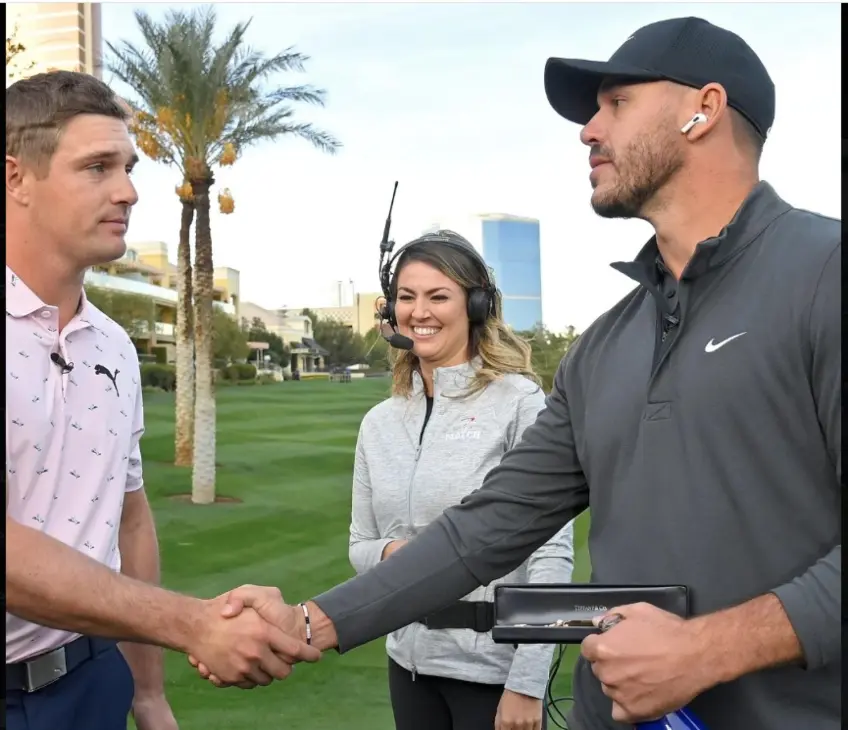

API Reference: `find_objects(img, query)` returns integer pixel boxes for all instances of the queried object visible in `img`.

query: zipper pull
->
[414,446,422,462]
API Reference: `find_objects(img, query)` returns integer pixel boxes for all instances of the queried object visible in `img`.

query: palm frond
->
[266,85,327,106]
[106,4,340,179]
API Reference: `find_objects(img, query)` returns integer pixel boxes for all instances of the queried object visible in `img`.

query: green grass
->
[133,379,591,729]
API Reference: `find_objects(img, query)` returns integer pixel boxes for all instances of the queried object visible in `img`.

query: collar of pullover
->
[411,357,483,398]
[611,180,792,289]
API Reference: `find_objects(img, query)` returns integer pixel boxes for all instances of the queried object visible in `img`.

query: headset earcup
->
[467,288,491,325]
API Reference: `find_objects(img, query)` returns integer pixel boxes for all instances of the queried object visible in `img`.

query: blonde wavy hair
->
[387,235,540,398]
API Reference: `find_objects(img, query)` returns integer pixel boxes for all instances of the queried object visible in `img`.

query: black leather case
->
[492,584,690,644]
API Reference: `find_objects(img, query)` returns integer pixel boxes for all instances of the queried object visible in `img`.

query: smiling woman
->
[344,230,576,730]
[386,231,539,399]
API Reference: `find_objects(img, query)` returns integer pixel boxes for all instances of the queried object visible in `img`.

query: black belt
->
[6,636,117,693]
[419,601,495,632]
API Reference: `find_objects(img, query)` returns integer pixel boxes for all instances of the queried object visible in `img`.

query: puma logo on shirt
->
[94,364,120,397]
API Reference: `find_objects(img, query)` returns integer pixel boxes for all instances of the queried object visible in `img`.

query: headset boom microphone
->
[378,182,414,351]
[380,181,398,254]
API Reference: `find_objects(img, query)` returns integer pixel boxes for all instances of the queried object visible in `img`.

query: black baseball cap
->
[544,17,775,139]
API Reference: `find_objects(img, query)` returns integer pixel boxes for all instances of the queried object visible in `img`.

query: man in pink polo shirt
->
[5,71,320,730]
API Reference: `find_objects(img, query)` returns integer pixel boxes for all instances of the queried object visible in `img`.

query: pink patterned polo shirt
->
[5,266,146,663]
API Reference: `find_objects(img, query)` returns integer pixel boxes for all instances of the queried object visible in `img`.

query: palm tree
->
[174,193,195,468]
[107,11,198,468]
[108,6,340,503]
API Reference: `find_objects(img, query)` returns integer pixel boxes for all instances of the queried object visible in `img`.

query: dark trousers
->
[388,657,547,730]
[7,645,134,730]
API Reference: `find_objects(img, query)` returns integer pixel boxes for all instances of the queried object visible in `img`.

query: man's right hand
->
[186,594,320,688]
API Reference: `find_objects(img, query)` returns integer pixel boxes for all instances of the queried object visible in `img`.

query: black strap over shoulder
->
[419,601,495,632]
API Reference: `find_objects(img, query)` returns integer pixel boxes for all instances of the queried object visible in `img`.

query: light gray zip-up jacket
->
[349,360,574,698]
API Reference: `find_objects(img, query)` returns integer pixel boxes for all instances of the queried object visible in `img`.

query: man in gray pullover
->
[202,18,840,730]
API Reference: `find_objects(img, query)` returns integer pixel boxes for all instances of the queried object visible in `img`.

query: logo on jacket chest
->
[445,415,481,441]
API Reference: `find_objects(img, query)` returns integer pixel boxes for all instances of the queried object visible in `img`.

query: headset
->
[376,182,500,349]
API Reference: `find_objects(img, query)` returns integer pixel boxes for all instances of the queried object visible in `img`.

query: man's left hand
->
[495,688,544,730]
[580,602,714,723]
[132,694,179,730]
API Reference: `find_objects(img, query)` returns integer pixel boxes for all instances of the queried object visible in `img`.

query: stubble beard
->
[590,124,685,220]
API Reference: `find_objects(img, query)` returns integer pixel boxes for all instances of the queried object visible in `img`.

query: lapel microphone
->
[50,352,74,373]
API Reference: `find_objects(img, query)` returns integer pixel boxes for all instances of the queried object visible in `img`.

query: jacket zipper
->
[406,445,422,531]
[406,395,434,681]
[407,442,422,681]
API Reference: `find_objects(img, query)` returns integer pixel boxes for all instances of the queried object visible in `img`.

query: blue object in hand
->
[592,615,707,730]
[598,613,707,730]
[636,707,706,730]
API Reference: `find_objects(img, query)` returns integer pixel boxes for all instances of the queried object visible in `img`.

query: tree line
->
[515,323,580,392]
[300,309,390,370]
[83,284,392,371]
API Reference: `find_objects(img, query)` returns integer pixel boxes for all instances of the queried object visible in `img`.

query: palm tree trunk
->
[190,179,216,504]
[174,200,195,467]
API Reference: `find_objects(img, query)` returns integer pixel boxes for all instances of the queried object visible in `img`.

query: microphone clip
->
[50,352,74,373]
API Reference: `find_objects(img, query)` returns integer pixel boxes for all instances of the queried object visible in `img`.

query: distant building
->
[422,213,543,331]
[257,291,385,370]
[279,292,384,337]
[6,3,103,82]
[84,241,239,364]
[330,279,356,307]
[239,302,327,373]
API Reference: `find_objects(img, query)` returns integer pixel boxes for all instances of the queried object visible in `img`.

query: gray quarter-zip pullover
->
[349,363,574,698]
[312,182,841,730]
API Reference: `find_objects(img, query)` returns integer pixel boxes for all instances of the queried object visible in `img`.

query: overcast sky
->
[101,2,841,332]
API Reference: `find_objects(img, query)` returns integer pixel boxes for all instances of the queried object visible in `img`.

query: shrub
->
[222,363,256,382]
[140,363,176,391]
[257,373,277,385]
[235,363,257,380]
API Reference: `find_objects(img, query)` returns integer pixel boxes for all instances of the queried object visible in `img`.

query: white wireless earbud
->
[680,113,708,134]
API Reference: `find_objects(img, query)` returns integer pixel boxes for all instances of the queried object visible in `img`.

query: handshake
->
[187,585,323,689]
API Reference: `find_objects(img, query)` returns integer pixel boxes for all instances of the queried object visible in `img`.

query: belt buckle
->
[24,647,68,692]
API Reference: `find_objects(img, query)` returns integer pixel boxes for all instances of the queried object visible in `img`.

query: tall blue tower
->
[478,214,543,331]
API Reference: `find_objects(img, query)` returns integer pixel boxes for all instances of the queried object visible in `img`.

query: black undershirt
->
[653,257,682,367]
[419,395,434,445]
